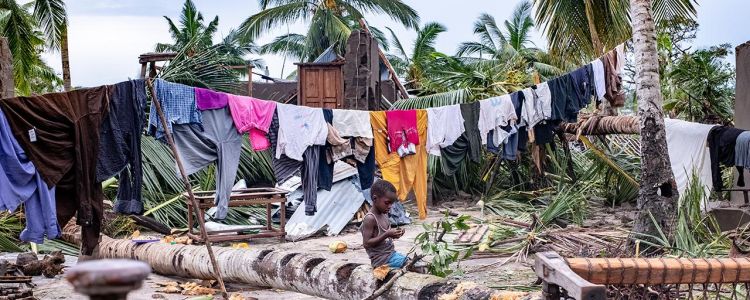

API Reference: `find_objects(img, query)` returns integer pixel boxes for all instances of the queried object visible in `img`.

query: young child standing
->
[361,180,407,268]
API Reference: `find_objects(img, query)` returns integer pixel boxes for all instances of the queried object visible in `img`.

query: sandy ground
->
[21,206,540,299]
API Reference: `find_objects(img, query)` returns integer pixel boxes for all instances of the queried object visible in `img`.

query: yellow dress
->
[370,110,428,219]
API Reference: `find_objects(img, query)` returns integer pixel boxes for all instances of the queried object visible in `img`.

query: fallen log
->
[561,115,640,136]
[95,237,523,300]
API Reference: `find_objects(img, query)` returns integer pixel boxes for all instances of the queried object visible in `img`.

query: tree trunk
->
[94,237,522,300]
[629,0,679,251]
[61,27,71,91]
[0,38,14,98]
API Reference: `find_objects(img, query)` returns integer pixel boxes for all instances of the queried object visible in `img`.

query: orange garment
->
[370,111,428,219]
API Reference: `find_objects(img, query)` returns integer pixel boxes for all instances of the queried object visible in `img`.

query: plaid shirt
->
[148,79,202,141]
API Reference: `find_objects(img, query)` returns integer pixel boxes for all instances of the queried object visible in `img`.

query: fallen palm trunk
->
[561,115,640,136]
[95,237,522,300]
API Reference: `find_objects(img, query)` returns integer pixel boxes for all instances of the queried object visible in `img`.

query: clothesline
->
[0,43,626,257]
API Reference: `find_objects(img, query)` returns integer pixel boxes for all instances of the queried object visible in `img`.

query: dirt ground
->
[25,205,541,299]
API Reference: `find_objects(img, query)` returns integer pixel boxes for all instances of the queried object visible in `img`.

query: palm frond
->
[238,1,311,42]
[32,0,66,50]
[347,0,420,29]
[391,88,472,110]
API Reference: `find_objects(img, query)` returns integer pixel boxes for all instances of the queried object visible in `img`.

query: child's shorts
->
[387,252,407,268]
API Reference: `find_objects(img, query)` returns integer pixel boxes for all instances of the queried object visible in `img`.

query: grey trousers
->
[172,107,242,220]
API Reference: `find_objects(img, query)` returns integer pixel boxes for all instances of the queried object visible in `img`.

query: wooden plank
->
[566,257,750,285]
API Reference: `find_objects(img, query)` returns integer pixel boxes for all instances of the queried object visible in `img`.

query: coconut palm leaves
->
[156,0,218,52]
[385,22,446,93]
[0,0,65,95]
[534,0,697,61]
[663,44,735,124]
[240,0,419,62]
[457,1,563,79]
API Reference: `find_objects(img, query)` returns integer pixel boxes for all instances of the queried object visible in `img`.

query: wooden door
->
[297,63,343,108]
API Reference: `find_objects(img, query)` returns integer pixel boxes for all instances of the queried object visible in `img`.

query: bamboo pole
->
[145,79,227,297]
[566,257,750,285]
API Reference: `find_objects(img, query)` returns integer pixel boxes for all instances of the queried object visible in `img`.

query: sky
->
[40,0,750,87]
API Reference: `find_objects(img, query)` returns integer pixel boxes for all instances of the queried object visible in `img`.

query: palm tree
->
[534,0,697,62]
[33,0,68,91]
[663,45,735,124]
[0,0,66,95]
[456,1,564,80]
[156,0,218,52]
[239,0,419,62]
[385,22,446,93]
[157,0,264,80]
[629,0,680,249]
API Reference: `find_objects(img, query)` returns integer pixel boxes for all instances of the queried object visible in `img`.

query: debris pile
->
[155,280,218,296]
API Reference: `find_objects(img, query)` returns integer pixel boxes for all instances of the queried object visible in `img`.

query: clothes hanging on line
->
[321,108,375,191]
[302,145,321,216]
[478,95,517,147]
[440,102,482,176]
[275,103,328,161]
[426,104,465,156]
[319,109,337,191]
[602,48,626,107]
[0,107,59,244]
[0,86,110,255]
[664,119,715,202]
[96,79,147,215]
[172,107,243,220]
[332,109,373,139]
[195,87,229,110]
[148,79,202,141]
[707,126,746,191]
[268,110,302,183]
[568,64,595,116]
[591,58,606,102]
[734,131,750,169]
[501,92,526,160]
[371,111,428,219]
[227,95,276,151]
[386,110,420,157]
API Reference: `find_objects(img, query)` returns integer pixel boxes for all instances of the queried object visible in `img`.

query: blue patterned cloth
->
[148,79,202,141]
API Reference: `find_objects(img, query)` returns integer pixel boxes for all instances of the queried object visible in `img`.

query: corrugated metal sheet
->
[284,178,365,241]
[313,44,343,63]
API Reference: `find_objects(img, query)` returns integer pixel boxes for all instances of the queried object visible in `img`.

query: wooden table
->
[185,187,288,243]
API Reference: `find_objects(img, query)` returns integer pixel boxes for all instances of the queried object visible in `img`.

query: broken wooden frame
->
[536,251,750,299]
[145,79,227,296]
[185,187,288,243]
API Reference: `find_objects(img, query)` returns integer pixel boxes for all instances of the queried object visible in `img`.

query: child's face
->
[374,191,397,213]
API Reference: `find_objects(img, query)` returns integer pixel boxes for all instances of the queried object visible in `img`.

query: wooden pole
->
[566,257,750,285]
[144,79,227,297]
[247,64,253,96]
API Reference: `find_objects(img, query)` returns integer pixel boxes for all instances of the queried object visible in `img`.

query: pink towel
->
[227,94,277,151]
[386,110,419,154]
[195,87,229,110]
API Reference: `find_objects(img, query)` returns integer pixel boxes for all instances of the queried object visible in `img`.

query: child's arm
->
[362,215,399,248]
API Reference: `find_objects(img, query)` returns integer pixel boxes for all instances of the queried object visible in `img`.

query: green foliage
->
[534,0,697,62]
[414,213,473,277]
[242,0,419,63]
[634,172,729,257]
[663,44,735,124]
[0,0,64,95]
